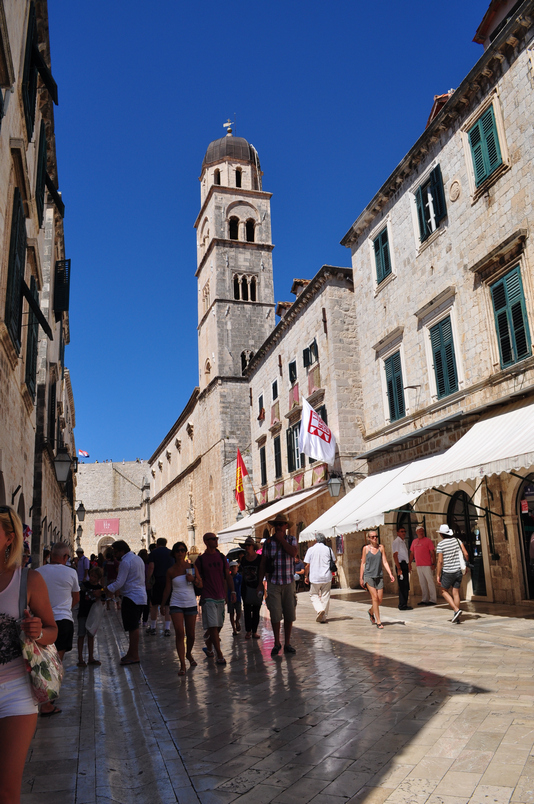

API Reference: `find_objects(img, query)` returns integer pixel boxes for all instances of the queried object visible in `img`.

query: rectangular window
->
[272,379,278,401]
[260,445,267,486]
[35,120,46,228]
[303,338,318,368]
[373,227,391,284]
[384,351,405,422]
[491,267,531,368]
[5,188,26,352]
[286,423,305,473]
[468,106,502,187]
[415,165,446,243]
[258,394,264,414]
[22,3,58,140]
[274,435,282,479]
[429,316,458,398]
[289,359,297,385]
[47,381,56,446]
[25,276,39,400]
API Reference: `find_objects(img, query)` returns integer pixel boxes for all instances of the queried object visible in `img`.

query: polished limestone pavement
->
[21,589,534,804]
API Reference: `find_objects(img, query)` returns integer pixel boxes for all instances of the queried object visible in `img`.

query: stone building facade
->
[76,461,150,556]
[336,0,534,604]
[0,1,76,555]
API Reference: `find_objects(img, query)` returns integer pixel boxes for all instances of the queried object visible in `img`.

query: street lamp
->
[327,474,343,498]
[76,502,86,521]
[76,525,83,547]
[54,446,73,484]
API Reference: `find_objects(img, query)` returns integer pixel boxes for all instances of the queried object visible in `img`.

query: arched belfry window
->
[246,219,255,242]
[250,277,257,302]
[234,276,240,300]
[235,169,242,188]
[241,277,249,301]
[241,350,254,374]
[229,217,239,240]
[214,169,221,185]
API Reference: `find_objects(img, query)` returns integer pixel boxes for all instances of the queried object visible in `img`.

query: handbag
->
[18,568,64,704]
[456,539,467,575]
[244,584,262,606]
[328,548,337,573]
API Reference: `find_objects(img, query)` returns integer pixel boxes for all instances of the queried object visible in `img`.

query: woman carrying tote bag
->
[435,525,470,624]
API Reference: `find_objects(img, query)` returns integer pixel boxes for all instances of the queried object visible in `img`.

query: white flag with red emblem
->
[299,398,336,466]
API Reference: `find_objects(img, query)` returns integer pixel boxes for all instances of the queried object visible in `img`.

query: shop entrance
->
[517,475,534,599]
[447,491,487,596]
[396,505,419,551]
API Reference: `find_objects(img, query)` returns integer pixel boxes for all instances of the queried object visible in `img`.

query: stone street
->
[22,590,534,804]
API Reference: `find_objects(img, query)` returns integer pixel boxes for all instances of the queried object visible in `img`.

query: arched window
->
[250,277,257,302]
[241,276,249,301]
[235,169,242,188]
[234,275,240,300]
[447,490,486,596]
[229,217,239,240]
[246,219,255,242]
[214,169,221,185]
[205,359,211,375]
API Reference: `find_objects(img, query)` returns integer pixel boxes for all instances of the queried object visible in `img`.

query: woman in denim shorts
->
[162,542,203,674]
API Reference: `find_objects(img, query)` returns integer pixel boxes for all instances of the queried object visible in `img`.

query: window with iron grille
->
[491,267,531,368]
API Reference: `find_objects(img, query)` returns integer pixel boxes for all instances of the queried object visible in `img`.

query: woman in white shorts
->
[0,505,57,803]
[162,542,203,675]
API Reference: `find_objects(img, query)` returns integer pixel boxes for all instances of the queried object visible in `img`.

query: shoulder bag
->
[456,539,467,575]
[18,568,64,704]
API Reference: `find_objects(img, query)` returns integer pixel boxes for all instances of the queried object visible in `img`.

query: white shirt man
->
[304,534,335,623]
[106,540,147,666]
[36,542,80,659]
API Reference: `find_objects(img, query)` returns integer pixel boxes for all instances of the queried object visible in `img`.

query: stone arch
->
[226,200,259,221]
[98,536,115,555]
[205,359,211,376]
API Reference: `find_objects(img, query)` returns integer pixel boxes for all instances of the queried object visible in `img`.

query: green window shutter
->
[35,120,47,228]
[415,185,427,242]
[286,426,295,473]
[274,435,282,479]
[385,351,405,421]
[491,267,531,367]
[260,446,267,487]
[5,189,27,352]
[25,276,39,400]
[373,228,391,284]
[430,316,458,398]
[430,165,446,225]
[469,107,502,187]
[22,3,38,139]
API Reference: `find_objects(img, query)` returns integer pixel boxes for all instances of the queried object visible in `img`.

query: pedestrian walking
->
[435,525,470,623]
[239,537,263,639]
[77,567,105,667]
[360,530,395,629]
[392,526,412,610]
[163,542,203,675]
[106,540,147,665]
[195,533,235,666]
[36,542,80,714]
[258,513,298,657]
[147,537,175,636]
[228,561,242,635]
[410,526,437,605]
[0,506,57,803]
[303,533,335,623]
[75,547,90,584]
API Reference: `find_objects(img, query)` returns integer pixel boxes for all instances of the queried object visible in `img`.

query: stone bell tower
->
[195,126,275,391]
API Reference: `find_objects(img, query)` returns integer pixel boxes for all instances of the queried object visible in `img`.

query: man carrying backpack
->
[195,533,235,666]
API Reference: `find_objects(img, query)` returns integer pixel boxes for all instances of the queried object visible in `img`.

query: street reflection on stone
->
[22,591,534,803]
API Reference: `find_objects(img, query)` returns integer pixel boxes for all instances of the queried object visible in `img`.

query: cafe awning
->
[405,401,534,495]
[299,453,442,542]
[217,485,329,545]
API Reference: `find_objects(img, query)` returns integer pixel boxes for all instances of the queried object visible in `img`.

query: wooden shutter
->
[287,427,295,473]
[303,347,311,368]
[53,259,71,316]
[22,2,37,138]
[25,276,39,400]
[385,352,405,421]
[373,228,391,284]
[469,107,502,187]
[47,381,56,445]
[35,120,47,227]
[430,316,458,398]
[5,189,26,352]
[289,360,297,384]
[415,185,427,242]
[260,446,267,487]
[491,268,530,367]
[274,435,282,479]
[430,165,446,225]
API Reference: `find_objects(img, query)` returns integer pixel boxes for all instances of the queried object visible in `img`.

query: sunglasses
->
[0,506,16,535]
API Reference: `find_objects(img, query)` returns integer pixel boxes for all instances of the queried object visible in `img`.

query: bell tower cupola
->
[195,126,275,390]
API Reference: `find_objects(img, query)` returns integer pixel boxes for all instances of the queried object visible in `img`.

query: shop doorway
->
[447,491,486,596]
[517,475,534,600]
[396,505,419,551]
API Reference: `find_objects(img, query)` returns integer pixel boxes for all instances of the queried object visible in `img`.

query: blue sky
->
[47,0,490,462]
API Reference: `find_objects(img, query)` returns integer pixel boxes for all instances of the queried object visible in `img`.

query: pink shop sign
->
[94,518,120,535]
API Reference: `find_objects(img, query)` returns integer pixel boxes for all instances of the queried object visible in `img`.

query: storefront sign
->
[521,500,529,514]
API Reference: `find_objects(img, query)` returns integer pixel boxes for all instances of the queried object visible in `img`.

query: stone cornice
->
[196,239,274,278]
[194,185,273,230]
[148,388,200,464]
[245,265,353,375]
[198,298,275,330]
[341,0,534,248]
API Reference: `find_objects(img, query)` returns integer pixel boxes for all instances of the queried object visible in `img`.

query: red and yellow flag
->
[235,449,249,511]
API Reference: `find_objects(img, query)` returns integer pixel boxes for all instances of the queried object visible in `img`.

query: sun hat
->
[436,524,454,536]
[268,513,292,527]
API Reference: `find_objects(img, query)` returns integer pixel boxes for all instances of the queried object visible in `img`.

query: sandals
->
[368,610,376,625]
[216,658,227,665]
[376,623,384,629]
[202,647,214,658]
[40,706,61,718]
[77,660,87,668]
[245,632,252,639]
[178,668,186,675]
[88,659,101,666]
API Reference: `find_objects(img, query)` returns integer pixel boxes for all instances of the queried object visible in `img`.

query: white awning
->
[299,454,443,542]
[217,486,329,545]
[405,401,534,494]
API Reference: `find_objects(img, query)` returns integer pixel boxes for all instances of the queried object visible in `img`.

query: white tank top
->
[0,567,25,681]
[169,573,197,608]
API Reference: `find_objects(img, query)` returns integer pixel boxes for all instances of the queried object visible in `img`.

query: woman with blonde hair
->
[0,505,57,802]
[360,530,395,629]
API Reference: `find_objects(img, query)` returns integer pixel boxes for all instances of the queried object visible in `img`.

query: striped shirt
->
[436,537,462,572]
